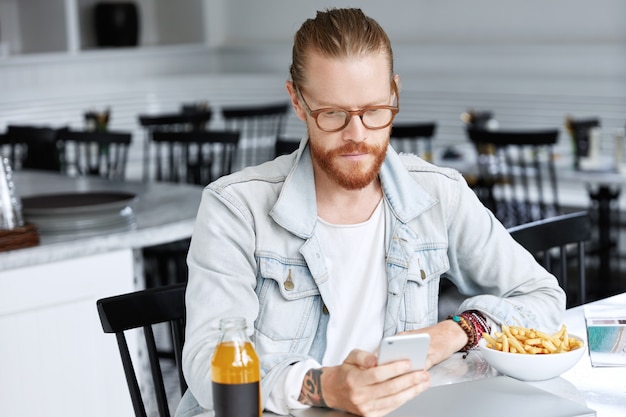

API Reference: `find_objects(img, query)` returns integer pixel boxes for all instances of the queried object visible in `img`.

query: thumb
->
[345,349,378,369]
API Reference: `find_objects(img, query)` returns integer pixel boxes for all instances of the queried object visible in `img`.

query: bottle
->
[211,317,261,417]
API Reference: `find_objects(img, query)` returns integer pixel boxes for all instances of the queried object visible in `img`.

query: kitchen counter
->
[1,170,203,270]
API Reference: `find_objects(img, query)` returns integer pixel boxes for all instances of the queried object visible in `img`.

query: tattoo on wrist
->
[298,368,327,407]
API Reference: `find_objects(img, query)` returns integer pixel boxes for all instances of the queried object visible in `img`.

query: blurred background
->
[0,0,624,179]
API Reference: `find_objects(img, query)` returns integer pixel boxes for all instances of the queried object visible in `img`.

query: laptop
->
[290,376,596,417]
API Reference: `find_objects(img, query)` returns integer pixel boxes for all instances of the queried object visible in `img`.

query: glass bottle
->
[211,317,261,417]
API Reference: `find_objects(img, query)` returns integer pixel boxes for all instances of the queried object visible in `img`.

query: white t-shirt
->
[266,200,388,413]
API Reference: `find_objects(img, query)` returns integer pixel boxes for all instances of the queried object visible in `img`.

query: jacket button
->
[420,269,427,280]
[322,304,329,314]
[284,269,294,291]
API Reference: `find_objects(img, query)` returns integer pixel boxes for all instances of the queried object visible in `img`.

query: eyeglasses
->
[296,82,399,132]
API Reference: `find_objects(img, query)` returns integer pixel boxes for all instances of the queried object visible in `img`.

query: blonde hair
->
[289,8,394,87]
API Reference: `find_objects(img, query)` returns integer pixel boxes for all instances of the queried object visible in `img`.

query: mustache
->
[329,141,379,156]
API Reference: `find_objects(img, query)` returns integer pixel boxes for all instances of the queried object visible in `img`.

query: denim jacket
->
[176,139,565,416]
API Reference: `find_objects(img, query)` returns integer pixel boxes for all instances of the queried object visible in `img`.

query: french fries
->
[483,324,583,354]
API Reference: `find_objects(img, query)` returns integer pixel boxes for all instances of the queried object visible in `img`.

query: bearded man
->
[177,8,565,417]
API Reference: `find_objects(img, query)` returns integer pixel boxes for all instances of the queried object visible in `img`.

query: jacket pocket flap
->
[259,257,320,300]
[407,248,449,285]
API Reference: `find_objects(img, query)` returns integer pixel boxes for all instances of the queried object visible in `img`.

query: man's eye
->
[322,110,345,118]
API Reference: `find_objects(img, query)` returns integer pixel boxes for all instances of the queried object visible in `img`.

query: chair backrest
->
[56,129,132,180]
[390,122,437,162]
[274,136,301,158]
[138,110,214,131]
[138,110,214,181]
[2,125,63,171]
[151,130,240,185]
[96,283,187,417]
[466,126,561,227]
[508,211,592,307]
[221,102,290,167]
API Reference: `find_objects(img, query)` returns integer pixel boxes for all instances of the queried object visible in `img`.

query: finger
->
[371,359,413,383]
[345,349,378,369]
[358,371,431,417]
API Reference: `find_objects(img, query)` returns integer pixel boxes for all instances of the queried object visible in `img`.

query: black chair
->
[96,283,187,417]
[390,122,437,162]
[274,136,301,158]
[1,125,64,171]
[508,211,592,307]
[466,126,561,228]
[138,110,214,181]
[56,129,132,180]
[221,102,290,167]
[150,130,240,186]
[143,130,240,289]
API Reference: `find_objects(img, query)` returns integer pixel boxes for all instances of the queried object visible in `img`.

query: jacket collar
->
[270,139,437,237]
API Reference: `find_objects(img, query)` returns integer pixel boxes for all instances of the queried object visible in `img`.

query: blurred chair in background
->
[1,125,64,171]
[274,136,301,158]
[564,116,622,290]
[390,122,437,162]
[143,130,240,289]
[508,211,592,307]
[56,129,132,180]
[138,109,213,181]
[221,102,290,168]
[151,130,239,186]
[466,126,561,228]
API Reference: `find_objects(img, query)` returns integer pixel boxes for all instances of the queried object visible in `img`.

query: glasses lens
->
[316,108,396,131]
[317,110,350,131]
[362,108,395,129]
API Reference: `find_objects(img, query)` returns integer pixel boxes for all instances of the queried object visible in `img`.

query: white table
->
[426,293,626,416]
[193,293,626,417]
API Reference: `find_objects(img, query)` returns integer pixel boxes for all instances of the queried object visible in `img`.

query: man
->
[177,8,565,417]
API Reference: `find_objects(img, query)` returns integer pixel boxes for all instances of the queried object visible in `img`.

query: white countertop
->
[0,170,204,271]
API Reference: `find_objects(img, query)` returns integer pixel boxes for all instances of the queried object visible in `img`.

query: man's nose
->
[342,115,368,142]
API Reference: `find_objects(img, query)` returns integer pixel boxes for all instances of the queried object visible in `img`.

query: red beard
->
[310,139,388,190]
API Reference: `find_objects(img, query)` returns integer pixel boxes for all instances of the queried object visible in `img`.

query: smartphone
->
[377,333,430,371]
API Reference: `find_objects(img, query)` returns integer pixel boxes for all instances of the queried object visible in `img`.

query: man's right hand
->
[298,349,430,417]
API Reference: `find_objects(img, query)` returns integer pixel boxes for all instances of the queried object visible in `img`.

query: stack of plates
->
[21,191,137,235]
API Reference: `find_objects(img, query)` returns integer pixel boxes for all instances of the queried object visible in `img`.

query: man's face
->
[288,52,395,190]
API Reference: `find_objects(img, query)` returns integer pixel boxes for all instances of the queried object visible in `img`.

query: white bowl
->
[478,334,586,381]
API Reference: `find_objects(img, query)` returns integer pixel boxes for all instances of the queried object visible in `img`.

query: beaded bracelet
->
[448,314,475,353]
[447,311,491,355]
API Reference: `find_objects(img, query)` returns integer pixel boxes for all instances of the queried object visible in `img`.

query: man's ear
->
[393,74,401,98]
[286,81,307,122]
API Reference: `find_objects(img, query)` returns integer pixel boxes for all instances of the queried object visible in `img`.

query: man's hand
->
[401,320,468,369]
[298,349,430,417]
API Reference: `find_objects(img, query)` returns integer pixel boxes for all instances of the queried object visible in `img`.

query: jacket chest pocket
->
[256,256,322,344]
[400,247,449,329]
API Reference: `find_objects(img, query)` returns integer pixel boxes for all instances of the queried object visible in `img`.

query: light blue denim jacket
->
[176,139,565,416]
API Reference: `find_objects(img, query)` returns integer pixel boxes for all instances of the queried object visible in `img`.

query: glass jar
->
[211,317,261,417]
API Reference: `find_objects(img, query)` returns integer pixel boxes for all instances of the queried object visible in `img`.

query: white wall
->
[219,0,626,45]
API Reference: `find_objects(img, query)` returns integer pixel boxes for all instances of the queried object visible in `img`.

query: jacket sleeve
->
[443,176,566,332]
